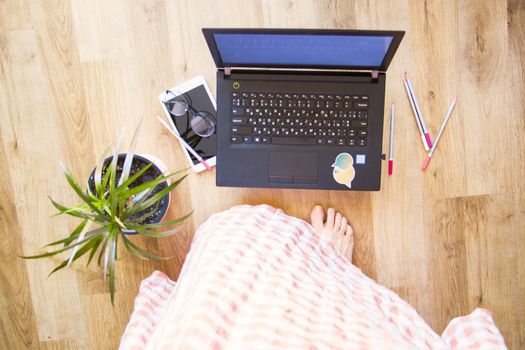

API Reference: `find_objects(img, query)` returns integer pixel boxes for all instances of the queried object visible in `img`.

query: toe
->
[338,217,348,235]
[346,226,354,248]
[310,205,325,230]
[346,224,354,238]
[334,212,342,232]
[346,226,354,262]
[326,208,335,228]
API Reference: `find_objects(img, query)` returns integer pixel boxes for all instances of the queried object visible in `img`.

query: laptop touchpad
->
[269,152,318,184]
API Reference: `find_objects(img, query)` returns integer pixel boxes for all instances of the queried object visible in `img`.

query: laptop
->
[202,28,404,191]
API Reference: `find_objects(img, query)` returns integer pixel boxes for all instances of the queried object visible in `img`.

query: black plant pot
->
[87,154,170,226]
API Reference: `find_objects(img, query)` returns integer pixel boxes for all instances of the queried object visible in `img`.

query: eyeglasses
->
[162,90,216,138]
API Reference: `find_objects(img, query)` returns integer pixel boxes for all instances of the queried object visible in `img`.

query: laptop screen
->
[212,33,394,69]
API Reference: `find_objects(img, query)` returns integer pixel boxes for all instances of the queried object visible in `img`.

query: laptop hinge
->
[371,70,379,82]
[224,67,232,77]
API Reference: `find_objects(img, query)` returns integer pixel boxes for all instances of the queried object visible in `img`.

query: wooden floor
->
[1,0,523,348]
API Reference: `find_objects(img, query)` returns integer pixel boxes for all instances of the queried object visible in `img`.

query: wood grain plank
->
[0,63,39,348]
[0,29,89,348]
[458,0,514,196]
[507,0,525,192]
[81,292,136,350]
[29,0,95,177]
[0,0,31,31]
[423,197,470,333]
[353,0,430,313]
[70,0,129,63]
[408,0,467,199]
[463,193,524,348]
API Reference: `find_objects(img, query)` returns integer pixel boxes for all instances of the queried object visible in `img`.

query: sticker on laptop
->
[332,153,356,189]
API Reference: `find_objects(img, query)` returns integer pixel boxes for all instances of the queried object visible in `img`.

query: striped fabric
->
[119,204,506,349]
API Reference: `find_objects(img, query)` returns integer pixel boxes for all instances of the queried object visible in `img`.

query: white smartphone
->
[159,76,217,173]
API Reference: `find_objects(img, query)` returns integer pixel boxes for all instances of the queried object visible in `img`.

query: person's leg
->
[123,204,506,350]
[310,205,354,262]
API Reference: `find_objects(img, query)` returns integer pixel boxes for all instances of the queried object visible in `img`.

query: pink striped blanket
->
[119,204,506,349]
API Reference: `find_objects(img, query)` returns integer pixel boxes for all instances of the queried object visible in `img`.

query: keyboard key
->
[232,126,252,135]
[337,138,346,146]
[232,117,247,125]
[231,136,242,143]
[317,138,326,145]
[254,136,262,144]
[354,102,368,109]
[243,136,252,144]
[358,138,367,147]
[232,107,244,115]
[327,138,335,145]
[351,120,368,128]
[262,136,270,144]
[348,138,357,146]
[271,137,317,145]
[358,130,367,137]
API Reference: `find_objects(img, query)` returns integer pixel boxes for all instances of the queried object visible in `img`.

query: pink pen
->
[403,77,428,151]
[405,72,433,150]
[156,115,213,171]
[422,97,457,171]
[388,103,395,176]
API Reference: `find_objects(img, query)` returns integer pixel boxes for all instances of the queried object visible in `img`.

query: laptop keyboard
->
[230,92,369,146]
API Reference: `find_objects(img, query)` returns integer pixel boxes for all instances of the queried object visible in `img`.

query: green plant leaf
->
[109,237,117,305]
[121,238,148,260]
[66,219,97,266]
[128,174,188,217]
[139,227,178,238]
[108,133,122,222]
[119,152,135,187]
[93,146,111,198]
[115,163,152,194]
[118,117,144,187]
[86,235,104,266]
[49,198,97,221]
[125,201,161,224]
[43,220,87,248]
[97,236,110,267]
[60,164,105,217]
[100,162,112,197]
[124,187,157,219]
[120,233,170,260]
[21,232,103,259]
[44,223,106,249]
[48,235,104,276]
[108,165,118,222]
[122,168,189,199]
[127,211,193,231]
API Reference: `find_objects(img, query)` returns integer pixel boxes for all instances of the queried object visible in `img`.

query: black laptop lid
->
[202,28,404,72]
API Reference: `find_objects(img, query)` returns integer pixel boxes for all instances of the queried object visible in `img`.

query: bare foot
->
[310,205,354,262]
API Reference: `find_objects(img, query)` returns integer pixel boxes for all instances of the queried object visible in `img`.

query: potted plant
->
[22,140,191,304]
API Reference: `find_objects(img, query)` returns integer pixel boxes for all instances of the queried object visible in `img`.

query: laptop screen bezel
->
[202,28,405,72]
